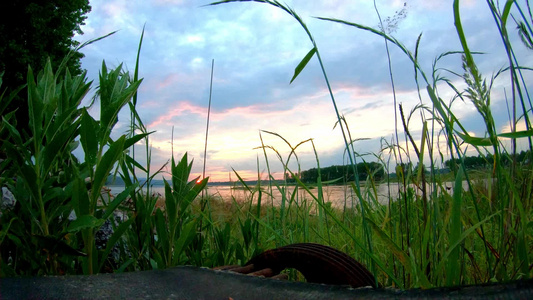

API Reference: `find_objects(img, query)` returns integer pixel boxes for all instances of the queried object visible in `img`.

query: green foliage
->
[210,0,533,289]
[0,0,90,85]
[1,58,88,275]
[0,0,91,135]
[0,52,149,275]
[444,151,532,170]
[154,154,208,268]
[300,163,385,183]
[0,29,223,277]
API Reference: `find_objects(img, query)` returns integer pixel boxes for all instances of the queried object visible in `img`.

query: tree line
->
[0,0,90,143]
[444,150,531,170]
[286,150,532,184]
[287,162,386,184]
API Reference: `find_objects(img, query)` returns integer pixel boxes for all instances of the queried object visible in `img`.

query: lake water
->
[108,184,363,209]
[107,180,472,209]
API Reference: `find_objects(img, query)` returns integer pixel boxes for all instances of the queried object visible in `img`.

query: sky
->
[74,0,533,182]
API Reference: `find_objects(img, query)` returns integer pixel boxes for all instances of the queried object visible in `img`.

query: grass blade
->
[290,47,316,84]
[446,167,464,286]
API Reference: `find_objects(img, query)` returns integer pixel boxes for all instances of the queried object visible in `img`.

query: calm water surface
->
[108,181,471,209]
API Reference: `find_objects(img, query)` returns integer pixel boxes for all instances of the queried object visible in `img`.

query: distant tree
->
[517,150,530,163]
[444,154,494,170]
[284,172,298,183]
[0,0,91,132]
[300,168,318,183]
[396,162,413,177]
[299,162,385,184]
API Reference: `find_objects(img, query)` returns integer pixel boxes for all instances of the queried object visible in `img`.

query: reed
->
[208,0,532,288]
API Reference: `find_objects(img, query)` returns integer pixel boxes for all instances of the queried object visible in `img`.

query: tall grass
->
[0,0,531,290]
[208,0,532,288]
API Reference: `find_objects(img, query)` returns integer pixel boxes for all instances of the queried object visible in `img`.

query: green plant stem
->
[201,59,214,214]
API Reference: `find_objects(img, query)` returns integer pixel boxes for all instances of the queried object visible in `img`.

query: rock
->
[1,187,16,218]
[95,210,130,270]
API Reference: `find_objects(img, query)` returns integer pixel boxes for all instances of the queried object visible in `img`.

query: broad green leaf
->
[1,122,24,154]
[171,153,194,199]
[42,187,64,205]
[498,129,533,139]
[183,177,209,205]
[39,59,57,107]
[80,110,98,166]
[98,63,143,133]
[121,157,141,182]
[164,180,177,231]
[124,132,153,149]
[150,257,159,270]
[125,155,148,173]
[456,131,492,146]
[91,135,126,209]
[73,176,90,216]
[19,164,40,205]
[154,209,169,265]
[41,121,79,175]
[102,184,137,220]
[290,47,316,84]
[27,67,44,145]
[172,219,197,265]
[68,215,105,232]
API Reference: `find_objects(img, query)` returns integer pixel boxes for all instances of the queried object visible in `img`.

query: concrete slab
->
[1,266,531,299]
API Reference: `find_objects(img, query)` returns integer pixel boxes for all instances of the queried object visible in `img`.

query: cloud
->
[75,0,532,181]
[148,101,206,128]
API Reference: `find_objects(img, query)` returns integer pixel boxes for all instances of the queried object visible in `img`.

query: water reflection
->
[108,181,474,209]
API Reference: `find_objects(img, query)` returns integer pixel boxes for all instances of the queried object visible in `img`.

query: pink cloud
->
[147,101,206,128]
[157,74,181,90]
[155,72,207,90]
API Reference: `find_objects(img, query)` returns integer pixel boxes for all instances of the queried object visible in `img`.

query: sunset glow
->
[76,0,532,182]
